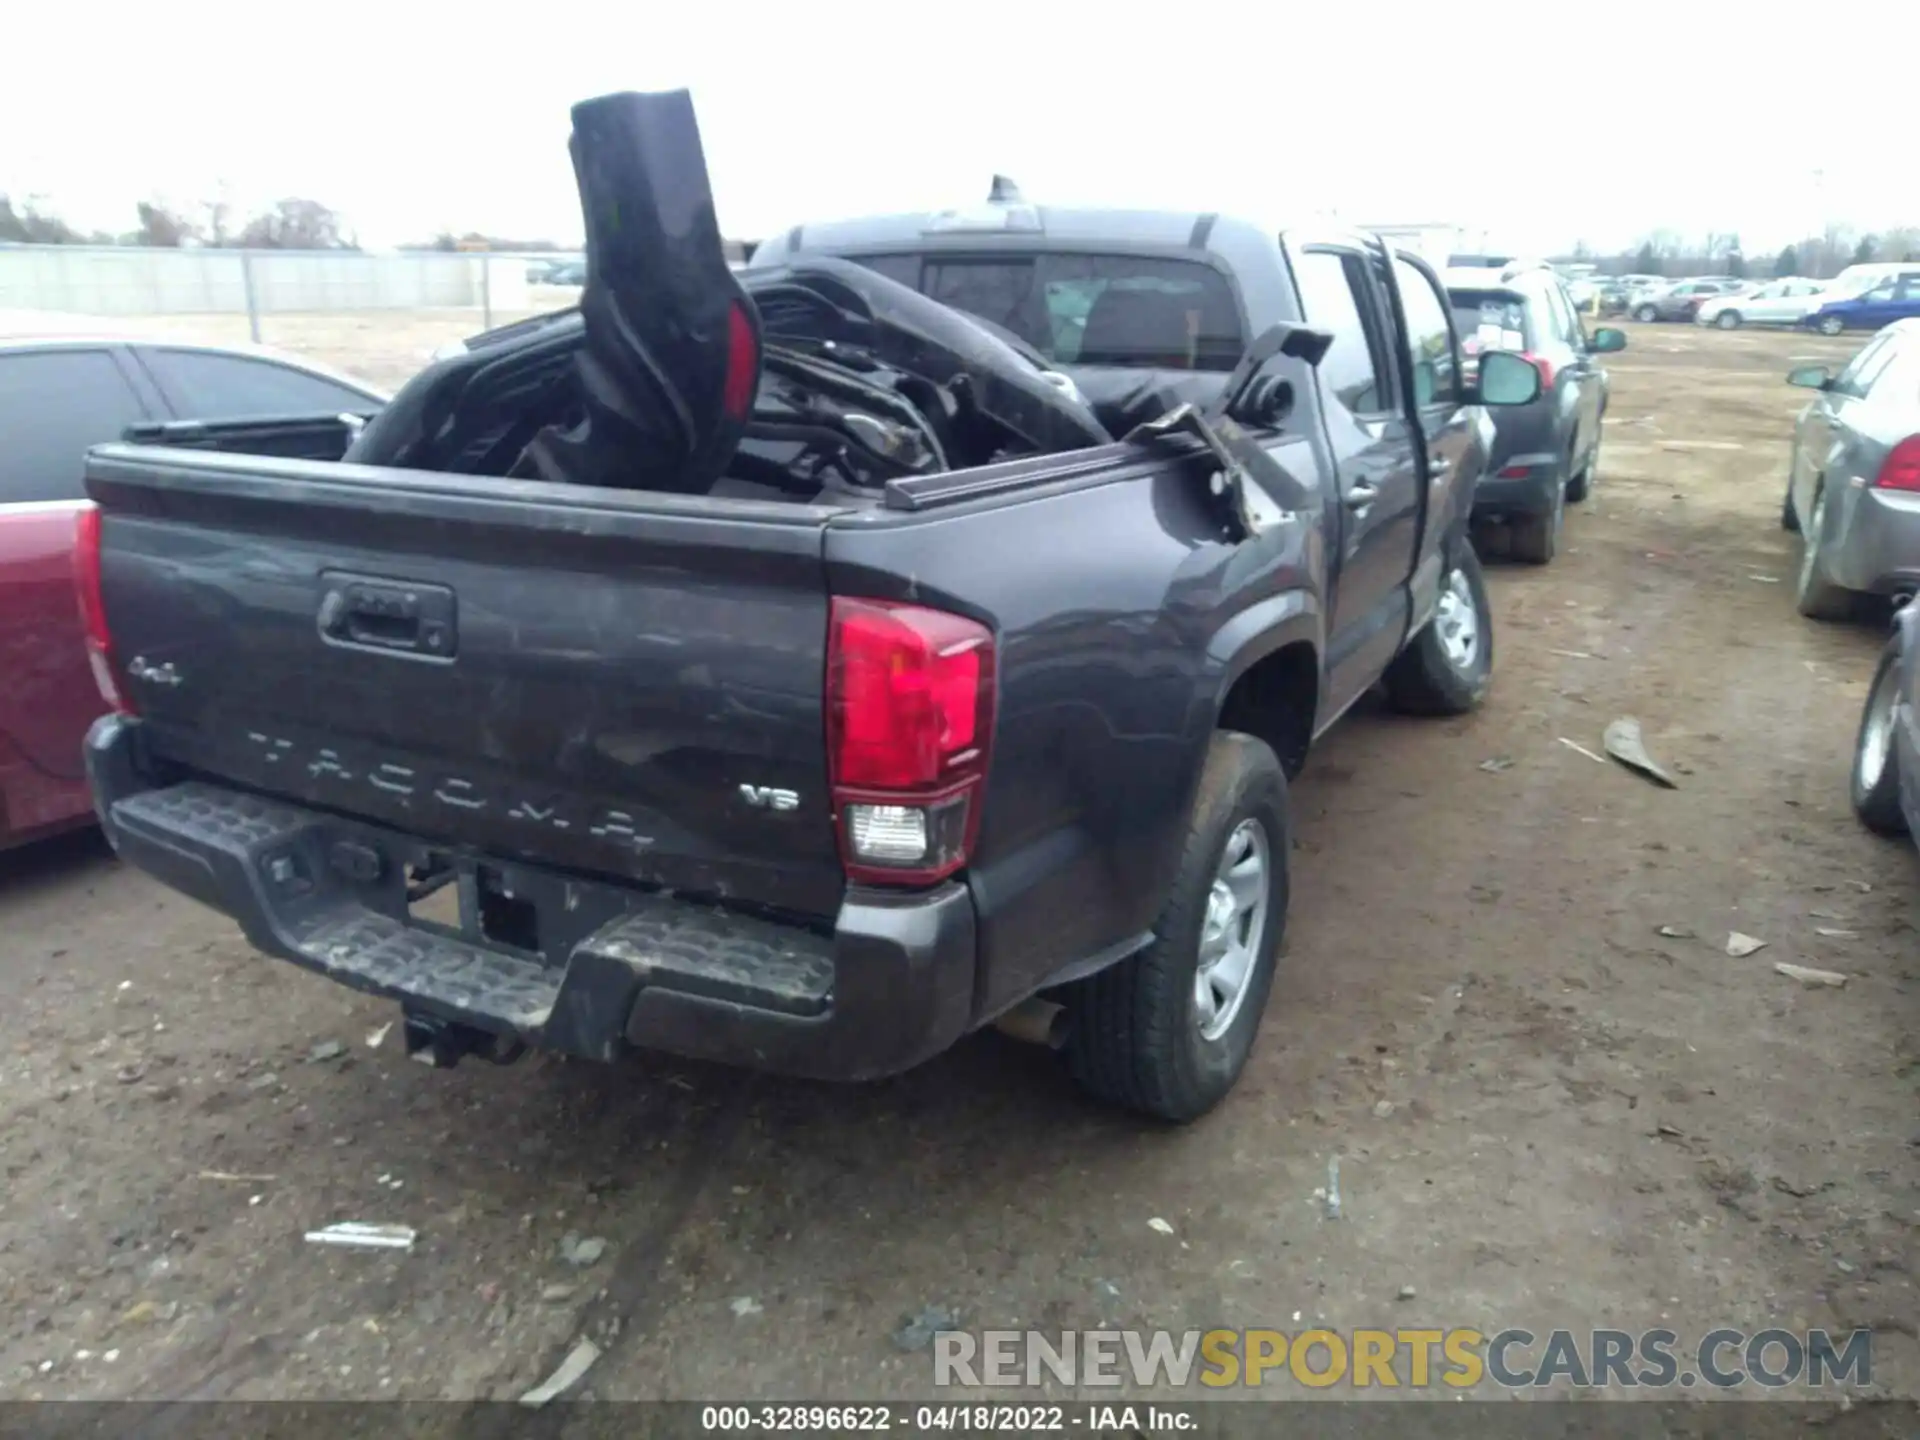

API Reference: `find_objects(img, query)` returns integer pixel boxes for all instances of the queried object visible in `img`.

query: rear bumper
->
[1470,406,1562,518]
[85,716,977,1081]
[1826,486,1920,595]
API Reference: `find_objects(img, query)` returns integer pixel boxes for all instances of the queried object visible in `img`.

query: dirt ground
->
[1,319,1915,1409]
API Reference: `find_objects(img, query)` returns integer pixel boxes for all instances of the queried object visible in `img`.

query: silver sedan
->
[1785,319,1920,619]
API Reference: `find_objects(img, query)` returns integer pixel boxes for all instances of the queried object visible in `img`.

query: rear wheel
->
[1383,545,1494,714]
[1067,732,1288,1123]
[1566,433,1598,504]
[1851,637,1908,836]
[1795,488,1854,621]
[1634,304,1659,323]
[1780,479,1800,533]
[1716,310,1742,330]
[1509,484,1562,565]
[1818,314,1846,336]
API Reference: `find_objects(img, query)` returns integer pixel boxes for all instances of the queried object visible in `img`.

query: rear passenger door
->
[1288,244,1422,719]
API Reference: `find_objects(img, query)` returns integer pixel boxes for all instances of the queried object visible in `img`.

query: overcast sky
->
[7,2,1914,255]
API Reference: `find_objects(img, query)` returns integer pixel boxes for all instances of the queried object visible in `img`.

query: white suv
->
[1696,278,1828,329]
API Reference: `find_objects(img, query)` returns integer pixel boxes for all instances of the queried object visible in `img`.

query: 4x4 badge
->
[127,656,184,688]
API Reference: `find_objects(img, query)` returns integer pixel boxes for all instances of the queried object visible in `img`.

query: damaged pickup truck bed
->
[81,90,1539,1121]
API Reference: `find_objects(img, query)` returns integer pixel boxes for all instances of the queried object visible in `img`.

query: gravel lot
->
[1,318,1914,1410]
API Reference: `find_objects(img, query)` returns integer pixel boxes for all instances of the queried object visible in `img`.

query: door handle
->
[1344,481,1380,509]
[318,572,458,658]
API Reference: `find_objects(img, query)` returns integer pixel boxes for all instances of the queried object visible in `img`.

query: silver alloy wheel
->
[1800,493,1826,590]
[1858,661,1897,793]
[1819,315,1845,336]
[1716,310,1740,329]
[1193,818,1270,1041]
[1434,566,1480,670]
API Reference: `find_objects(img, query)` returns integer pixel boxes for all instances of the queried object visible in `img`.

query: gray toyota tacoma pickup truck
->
[78,90,1537,1120]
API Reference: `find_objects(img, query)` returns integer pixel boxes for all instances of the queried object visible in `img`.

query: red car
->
[0,322,385,849]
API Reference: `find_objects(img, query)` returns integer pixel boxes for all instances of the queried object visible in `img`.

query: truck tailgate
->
[85,444,848,918]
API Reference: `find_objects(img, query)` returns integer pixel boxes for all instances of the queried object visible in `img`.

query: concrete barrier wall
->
[0,245,533,315]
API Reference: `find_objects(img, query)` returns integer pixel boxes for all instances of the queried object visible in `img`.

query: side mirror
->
[1589,327,1627,353]
[1786,364,1832,391]
[1477,349,1542,406]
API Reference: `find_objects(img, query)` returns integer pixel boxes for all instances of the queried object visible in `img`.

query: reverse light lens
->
[847,805,928,863]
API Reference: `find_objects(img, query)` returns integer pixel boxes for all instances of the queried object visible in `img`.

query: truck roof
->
[755,202,1376,267]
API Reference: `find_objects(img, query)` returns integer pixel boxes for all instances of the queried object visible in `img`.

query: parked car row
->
[1629,277,1749,323]
[1798,267,1920,335]
[1607,263,1920,334]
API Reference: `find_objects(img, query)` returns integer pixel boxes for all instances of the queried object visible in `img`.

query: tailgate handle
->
[318,572,457,659]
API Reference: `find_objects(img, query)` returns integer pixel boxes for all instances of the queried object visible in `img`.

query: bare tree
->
[133,199,202,247]
[0,193,82,244]
[237,197,355,250]
[1881,226,1920,263]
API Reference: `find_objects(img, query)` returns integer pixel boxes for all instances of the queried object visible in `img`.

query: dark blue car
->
[1804,268,1920,335]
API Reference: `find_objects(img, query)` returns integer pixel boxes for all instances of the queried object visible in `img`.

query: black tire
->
[1566,433,1597,504]
[1780,480,1800,533]
[1716,310,1742,330]
[1851,637,1908,837]
[1634,304,1659,323]
[1795,488,1854,621]
[1509,487,1561,565]
[1383,543,1495,715]
[1067,732,1288,1123]
[1818,314,1846,337]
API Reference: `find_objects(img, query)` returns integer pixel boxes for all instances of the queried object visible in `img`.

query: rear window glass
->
[905,255,1244,371]
[1449,290,1531,354]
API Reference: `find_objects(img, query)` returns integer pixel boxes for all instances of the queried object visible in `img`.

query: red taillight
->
[722,300,758,421]
[1523,353,1557,390]
[827,597,995,886]
[1497,463,1534,479]
[1873,435,1920,493]
[72,503,133,714]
